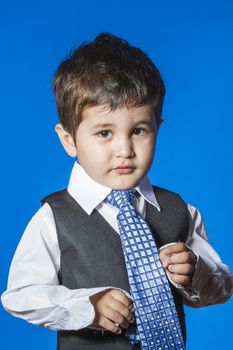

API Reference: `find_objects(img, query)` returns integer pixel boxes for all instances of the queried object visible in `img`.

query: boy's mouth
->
[114,166,135,174]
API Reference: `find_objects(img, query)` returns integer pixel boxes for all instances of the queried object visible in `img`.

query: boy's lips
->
[113,165,135,174]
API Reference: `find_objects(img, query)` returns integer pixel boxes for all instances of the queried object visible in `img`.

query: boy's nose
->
[116,137,135,158]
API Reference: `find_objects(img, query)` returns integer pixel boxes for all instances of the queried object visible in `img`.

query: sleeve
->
[1,203,111,331]
[171,204,233,307]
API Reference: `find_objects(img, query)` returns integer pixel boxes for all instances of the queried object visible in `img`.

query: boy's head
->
[54,33,165,189]
[53,32,165,139]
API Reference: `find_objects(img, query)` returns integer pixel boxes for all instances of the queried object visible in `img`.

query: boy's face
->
[57,104,158,189]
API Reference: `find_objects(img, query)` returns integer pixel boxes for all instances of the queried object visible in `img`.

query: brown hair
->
[53,33,165,138]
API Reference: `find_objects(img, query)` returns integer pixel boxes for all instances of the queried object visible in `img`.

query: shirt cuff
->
[65,287,109,330]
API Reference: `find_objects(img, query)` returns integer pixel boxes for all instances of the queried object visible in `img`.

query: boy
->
[1,33,232,350]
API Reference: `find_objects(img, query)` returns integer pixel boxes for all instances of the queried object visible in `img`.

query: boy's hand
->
[159,242,197,287]
[90,289,135,334]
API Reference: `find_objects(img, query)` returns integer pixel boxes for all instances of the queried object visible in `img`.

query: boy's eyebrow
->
[132,119,154,128]
[92,119,153,129]
[135,120,152,125]
[92,123,115,129]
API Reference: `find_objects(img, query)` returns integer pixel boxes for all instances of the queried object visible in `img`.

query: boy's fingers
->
[159,243,188,268]
[111,311,129,329]
[159,249,167,263]
[107,298,135,324]
[111,289,134,312]
[98,315,122,334]
[168,251,196,265]
[104,305,132,329]
[162,242,188,255]
[111,290,134,309]
[168,273,191,286]
[168,263,194,275]
[160,246,197,273]
[90,289,135,330]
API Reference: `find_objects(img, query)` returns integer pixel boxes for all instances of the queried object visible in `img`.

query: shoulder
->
[41,189,68,205]
[28,202,54,226]
[18,202,57,248]
[41,189,77,211]
[41,189,82,216]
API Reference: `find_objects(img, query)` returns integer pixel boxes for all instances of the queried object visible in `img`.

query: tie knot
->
[105,190,135,209]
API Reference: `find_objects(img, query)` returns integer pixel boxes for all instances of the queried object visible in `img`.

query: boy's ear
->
[55,124,77,158]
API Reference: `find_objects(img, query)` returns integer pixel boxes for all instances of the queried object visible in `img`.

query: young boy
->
[1,33,232,350]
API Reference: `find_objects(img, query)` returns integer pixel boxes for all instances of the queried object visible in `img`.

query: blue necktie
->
[106,190,185,350]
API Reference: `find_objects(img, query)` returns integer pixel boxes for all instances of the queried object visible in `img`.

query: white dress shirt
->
[1,162,232,331]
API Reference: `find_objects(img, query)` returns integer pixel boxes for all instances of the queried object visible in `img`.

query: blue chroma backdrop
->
[0,1,232,349]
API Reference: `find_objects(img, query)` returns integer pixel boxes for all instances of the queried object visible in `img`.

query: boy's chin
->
[110,177,140,190]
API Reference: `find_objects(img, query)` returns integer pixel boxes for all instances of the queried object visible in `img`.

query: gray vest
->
[42,186,189,350]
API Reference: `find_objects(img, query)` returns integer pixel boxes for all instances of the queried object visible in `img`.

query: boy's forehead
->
[84,104,112,116]
[82,104,156,120]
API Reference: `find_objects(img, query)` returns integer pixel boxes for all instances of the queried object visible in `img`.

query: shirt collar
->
[67,161,161,214]
[135,177,161,212]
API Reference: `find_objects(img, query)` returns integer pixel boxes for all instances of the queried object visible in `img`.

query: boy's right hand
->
[89,289,135,334]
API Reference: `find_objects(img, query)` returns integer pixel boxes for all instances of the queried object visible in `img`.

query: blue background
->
[0,0,232,349]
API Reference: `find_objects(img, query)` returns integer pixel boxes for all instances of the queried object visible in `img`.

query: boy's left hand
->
[159,242,197,287]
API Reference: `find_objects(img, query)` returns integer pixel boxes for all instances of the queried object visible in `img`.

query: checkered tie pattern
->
[106,190,185,350]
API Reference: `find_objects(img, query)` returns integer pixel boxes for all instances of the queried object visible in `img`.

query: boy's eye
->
[98,130,112,138]
[132,128,146,136]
